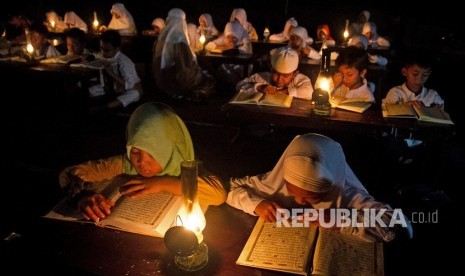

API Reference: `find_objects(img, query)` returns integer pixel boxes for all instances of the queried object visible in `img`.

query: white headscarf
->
[64,11,88,32]
[152,18,165,30]
[230,8,249,31]
[155,8,196,69]
[108,3,137,35]
[254,133,367,209]
[223,21,248,46]
[270,47,299,74]
[289,26,313,47]
[361,10,371,22]
[283,17,298,38]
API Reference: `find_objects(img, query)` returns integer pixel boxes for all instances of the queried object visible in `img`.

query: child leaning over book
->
[59,102,226,222]
[332,46,375,103]
[236,47,313,99]
[226,133,413,242]
[383,51,444,108]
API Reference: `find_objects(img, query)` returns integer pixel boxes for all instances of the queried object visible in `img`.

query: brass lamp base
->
[174,242,208,271]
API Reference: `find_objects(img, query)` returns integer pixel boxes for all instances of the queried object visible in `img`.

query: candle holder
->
[164,160,208,272]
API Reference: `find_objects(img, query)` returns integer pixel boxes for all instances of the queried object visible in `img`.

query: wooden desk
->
[31,204,294,275]
[222,97,453,136]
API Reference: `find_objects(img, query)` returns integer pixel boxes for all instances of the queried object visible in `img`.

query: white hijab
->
[253,133,367,209]
[64,11,88,32]
[155,8,196,69]
[230,8,249,31]
[108,3,137,35]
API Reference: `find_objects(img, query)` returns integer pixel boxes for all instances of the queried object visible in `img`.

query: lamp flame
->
[199,34,206,45]
[26,43,34,54]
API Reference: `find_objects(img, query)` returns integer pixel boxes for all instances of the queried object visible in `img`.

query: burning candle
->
[343,19,349,42]
[93,12,99,31]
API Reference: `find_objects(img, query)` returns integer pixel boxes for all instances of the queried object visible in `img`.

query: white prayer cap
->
[167,8,186,20]
[348,34,368,50]
[283,156,333,193]
[270,47,299,74]
[290,26,308,41]
[362,22,376,35]
[152,18,165,30]
[224,21,244,40]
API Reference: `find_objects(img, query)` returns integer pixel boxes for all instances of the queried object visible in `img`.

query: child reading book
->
[383,51,444,108]
[332,46,375,103]
[226,133,413,242]
[59,102,226,222]
[236,47,313,99]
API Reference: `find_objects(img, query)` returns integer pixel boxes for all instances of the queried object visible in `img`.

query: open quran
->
[237,217,384,275]
[44,175,181,237]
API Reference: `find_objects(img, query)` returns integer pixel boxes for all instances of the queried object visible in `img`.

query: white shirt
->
[384,83,444,107]
[332,79,375,102]
[89,51,141,107]
[236,71,313,99]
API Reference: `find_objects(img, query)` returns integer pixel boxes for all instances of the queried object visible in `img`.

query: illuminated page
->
[237,217,318,275]
[312,228,384,276]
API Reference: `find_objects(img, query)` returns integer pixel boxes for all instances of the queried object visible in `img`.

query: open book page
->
[230,90,264,104]
[230,90,293,107]
[70,59,106,69]
[236,217,318,275]
[330,97,372,113]
[43,175,182,237]
[382,104,417,118]
[100,192,181,237]
[413,105,454,125]
[312,228,384,276]
[40,55,81,64]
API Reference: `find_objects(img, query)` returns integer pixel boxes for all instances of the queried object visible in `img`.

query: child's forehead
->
[406,64,432,72]
[338,64,359,73]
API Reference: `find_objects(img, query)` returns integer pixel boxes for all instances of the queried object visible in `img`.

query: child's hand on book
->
[77,193,115,222]
[254,200,282,222]
[406,100,425,108]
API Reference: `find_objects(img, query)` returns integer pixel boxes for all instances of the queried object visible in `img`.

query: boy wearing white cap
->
[236,47,313,99]
[227,133,413,242]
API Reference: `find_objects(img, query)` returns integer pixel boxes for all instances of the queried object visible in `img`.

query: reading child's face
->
[100,41,118,59]
[337,65,366,90]
[272,69,296,88]
[66,37,85,56]
[285,181,327,206]
[129,147,163,177]
[402,64,431,93]
[31,31,46,49]
[289,34,303,50]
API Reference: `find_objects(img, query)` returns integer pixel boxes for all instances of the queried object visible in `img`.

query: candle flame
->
[199,34,206,44]
[50,20,56,28]
[26,43,34,54]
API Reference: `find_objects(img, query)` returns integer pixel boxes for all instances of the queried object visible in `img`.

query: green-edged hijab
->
[123,102,194,176]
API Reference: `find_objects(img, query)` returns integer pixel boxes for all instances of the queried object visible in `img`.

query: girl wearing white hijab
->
[288,26,320,60]
[64,11,88,33]
[362,22,391,48]
[197,13,219,42]
[103,3,137,35]
[205,21,252,84]
[60,102,226,222]
[153,8,214,99]
[227,133,412,242]
[229,8,258,40]
[269,17,298,42]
